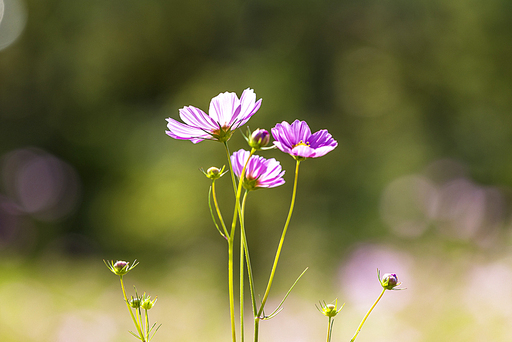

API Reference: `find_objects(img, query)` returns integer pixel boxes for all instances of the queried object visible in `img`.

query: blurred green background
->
[1,0,512,341]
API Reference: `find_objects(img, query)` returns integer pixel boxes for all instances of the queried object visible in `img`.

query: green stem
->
[145,309,149,341]
[254,159,301,342]
[327,317,333,342]
[224,142,256,342]
[119,276,144,341]
[240,219,245,342]
[212,180,229,237]
[234,151,256,342]
[257,159,301,317]
[224,142,238,195]
[350,288,386,342]
[240,191,257,316]
[228,237,236,342]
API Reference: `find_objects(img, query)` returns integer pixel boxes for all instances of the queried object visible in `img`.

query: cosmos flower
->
[231,149,285,191]
[271,120,337,160]
[165,88,262,143]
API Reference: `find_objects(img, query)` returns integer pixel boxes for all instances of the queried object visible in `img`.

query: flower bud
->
[202,166,227,180]
[141,294,157,310]
[114,261,128,271]
[318,299,344,318]
[323,304,338,317]
[248,129,270,149]
[380,273,400,290]
[129,297,142,309]
[207,167,221,178]
[104,259,139,276]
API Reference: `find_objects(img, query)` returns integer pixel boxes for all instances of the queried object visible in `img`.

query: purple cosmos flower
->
[231,149,285,191]
[271,120,337,159]
[165,88,262,143]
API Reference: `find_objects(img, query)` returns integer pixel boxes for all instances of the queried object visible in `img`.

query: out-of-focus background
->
[1,0,512,341]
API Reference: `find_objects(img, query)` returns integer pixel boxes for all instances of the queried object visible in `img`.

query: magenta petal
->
[309,130,337,149]
[291,120,311,142]
[291,144,316,158]
[271,122,295,149]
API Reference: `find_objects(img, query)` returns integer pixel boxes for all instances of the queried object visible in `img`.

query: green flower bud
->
[141,293,157,310]
[317,299,344,318]
[202,166,227,180]
[129,297,142,309]
[248,129,270,149]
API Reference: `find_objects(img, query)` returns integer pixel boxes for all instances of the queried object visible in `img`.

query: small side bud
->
[378,269,403,290]
[114,261,127,271]
[248,129,270,149]
[141,293,158,310]
[202,166,227,180]
[104,259,139,276]
[129,296,142,308]
[317,299,344,318]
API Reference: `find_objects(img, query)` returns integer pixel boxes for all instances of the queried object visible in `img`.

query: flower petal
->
[272,120,337,158]
[209,91,241,127]
[230,149,285,190]
[290,120,311,143]
[308,129,337,149]
[165,118,211,143]
[291,144,316,158]
[271,121,295,150]
[234,88,262,128]
[179,106,218,131]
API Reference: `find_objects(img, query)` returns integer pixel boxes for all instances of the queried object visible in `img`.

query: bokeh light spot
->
[0,0,27,51]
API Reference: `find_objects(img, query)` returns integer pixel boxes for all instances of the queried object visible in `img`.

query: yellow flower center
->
[293,141,310,148]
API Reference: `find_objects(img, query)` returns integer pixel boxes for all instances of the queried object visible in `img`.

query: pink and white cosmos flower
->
[166,88,262,143]
[231,149,285,191]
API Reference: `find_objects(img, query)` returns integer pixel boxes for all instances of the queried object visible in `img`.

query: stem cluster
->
[207,142,304,342]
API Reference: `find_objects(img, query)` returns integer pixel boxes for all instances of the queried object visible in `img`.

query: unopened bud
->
[318,299,344,318]
[380,273,399,290]
[104,259,139,276]
[202,166,226,180]
[129,297,142,309]
[141,294,157,310]
[114,261,128,271]
[248,129,270,149]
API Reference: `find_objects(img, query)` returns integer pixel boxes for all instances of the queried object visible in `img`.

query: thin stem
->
[212,180,229,237]
[233,151,256,342]
[224,142,238,195]
[240,191,257,317]
[119,276,144,341]
[228,238,236,342]
[224,142,256,342]
[240,218,245,342]
[145,309,149,341]
[254,159,301,342]
[223,141,239,342]
[327,317,333,342]
[350,288,386,342]
[257,159,301,317]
